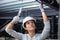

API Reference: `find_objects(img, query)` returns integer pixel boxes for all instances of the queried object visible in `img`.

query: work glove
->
[10,16,20,24]
[36,0,44,12]
[39,3,45,12]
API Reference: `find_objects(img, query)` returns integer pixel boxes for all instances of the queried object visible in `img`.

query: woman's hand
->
[39,3,44,12]
[11,16,20,24]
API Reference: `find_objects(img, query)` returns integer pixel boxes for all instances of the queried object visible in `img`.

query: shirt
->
[5,20,50,40]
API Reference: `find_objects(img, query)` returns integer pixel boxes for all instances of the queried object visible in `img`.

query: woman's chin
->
[29,28,35,31]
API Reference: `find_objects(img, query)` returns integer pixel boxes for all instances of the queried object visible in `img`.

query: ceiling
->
[0,0,59,19]
[0,0,40,13]
[0,0,50,13]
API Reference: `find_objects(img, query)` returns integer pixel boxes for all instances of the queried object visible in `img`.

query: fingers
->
[10,16,20,24]
[39,3,44,12]
[13,16,20,22]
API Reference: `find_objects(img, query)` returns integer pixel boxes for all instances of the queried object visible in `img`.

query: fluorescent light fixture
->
[23,4,39,8]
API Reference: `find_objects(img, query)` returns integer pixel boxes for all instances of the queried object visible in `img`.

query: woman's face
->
[25,20,36,31]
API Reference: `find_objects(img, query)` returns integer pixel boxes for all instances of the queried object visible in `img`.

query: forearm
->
[41,11,50,39]
[5,22,14,32]
[6,23,13,29]
[42,11,48,22]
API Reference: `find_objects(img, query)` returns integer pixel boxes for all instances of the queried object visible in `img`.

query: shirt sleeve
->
[40,20,50,40]
[5,27,23,40]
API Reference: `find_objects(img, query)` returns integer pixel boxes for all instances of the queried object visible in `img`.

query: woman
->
[5,3,50,40]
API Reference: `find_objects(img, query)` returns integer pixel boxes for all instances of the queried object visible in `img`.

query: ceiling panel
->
[0,0,58,17]
[0,0,40,13]
[0,0,50,14]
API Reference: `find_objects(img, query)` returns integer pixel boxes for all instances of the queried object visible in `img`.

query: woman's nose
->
[30,22,34,25]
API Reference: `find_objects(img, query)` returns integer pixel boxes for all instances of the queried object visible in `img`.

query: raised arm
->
[42,12,48,22]
[5,8,23,39]
[39,3,50,40]
[5,16,23,39]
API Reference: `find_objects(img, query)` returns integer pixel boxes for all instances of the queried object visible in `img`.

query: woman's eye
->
[31,21,34,23]
[27,23,29,24]
[27,22,30,24]
[26,21,34,24]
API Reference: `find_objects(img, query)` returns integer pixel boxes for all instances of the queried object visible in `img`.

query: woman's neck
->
[28,30,35,38]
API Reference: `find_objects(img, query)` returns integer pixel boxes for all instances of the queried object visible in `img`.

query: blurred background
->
[0,0,59,40]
